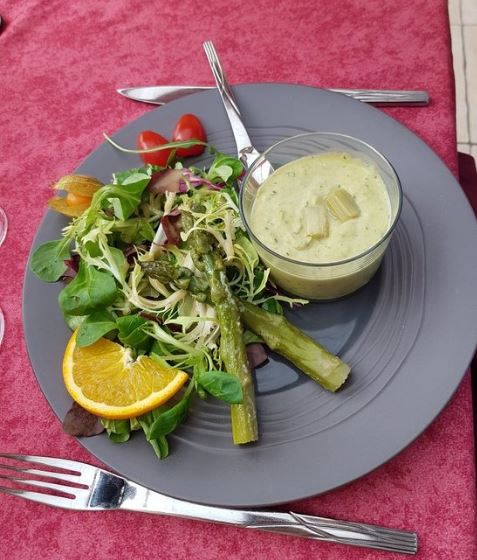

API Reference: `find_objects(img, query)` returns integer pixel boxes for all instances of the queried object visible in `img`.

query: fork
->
[0,453,417,554]
[202,40,273,183]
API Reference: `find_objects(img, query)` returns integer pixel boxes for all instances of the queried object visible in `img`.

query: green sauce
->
[251,152,391,264]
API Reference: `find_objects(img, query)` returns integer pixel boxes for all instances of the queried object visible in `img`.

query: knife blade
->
[117,85,429,106]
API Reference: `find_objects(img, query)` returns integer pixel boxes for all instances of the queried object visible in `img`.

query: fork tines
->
[0,453,93,509]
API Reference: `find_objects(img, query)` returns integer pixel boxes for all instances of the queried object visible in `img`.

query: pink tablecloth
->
[0,1,475,558]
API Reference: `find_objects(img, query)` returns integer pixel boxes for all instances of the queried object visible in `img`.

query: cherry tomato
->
[172,114,207,157]
[137,130,173,166]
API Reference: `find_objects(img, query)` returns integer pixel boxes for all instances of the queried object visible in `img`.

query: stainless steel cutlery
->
[117,85,429,106]
[0,453,418,555]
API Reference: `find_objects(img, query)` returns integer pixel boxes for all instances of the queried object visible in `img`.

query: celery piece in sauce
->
[326,188,361,222]
[304,200,329,239]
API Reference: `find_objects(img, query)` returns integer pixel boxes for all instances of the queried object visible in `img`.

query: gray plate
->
[23,84,477,507]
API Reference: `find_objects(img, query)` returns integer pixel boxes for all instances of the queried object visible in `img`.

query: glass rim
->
[239,131,403,268]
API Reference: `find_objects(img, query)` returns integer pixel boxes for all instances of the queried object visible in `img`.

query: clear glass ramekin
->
[239,132,402,300]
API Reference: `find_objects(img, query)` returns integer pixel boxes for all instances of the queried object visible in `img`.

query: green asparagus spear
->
[182,212,258,444]
[141,253,351,392]
[141,258,191,285]
[140,259,209,301]
[237,300,350,392]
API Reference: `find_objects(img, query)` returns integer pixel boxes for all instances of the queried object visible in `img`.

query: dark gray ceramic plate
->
[23,84,477,507]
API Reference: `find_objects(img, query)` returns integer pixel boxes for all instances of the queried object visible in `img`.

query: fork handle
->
[123,484,417,555]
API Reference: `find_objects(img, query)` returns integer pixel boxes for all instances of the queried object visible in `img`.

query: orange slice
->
[63,330,189,419]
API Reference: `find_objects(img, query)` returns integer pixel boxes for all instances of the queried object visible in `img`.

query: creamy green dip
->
[250,152,391,264]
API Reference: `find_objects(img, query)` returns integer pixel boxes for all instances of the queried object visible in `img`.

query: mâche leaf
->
[76,310,117,347]
[102,419,131,443]
[112,217,155,244]
[197,370,243,404]
[113,167,151,184]
[149,436,169,459]
[206,153,243,184]
[116,314,151,353]
[138,410,173,459]
[58,262,117,316]
[108,246,129,281]
[30,238,71,282]
[63,313,87,331]
[147,395,190,439]
[106,171,151,220]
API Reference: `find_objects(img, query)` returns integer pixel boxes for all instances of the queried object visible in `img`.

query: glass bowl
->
[239,132,402,300]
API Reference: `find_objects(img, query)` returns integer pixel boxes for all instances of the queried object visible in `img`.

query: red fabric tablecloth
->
[0,1,475,558]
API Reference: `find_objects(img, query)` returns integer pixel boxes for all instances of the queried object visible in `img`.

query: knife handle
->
[329,88,429,106]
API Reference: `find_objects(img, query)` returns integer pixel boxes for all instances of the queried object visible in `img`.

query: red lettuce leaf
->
[246,343,268,369]
[63,402,105,437]
[149,169,188,194]
[149,168,224,194]
[160,208,182,245]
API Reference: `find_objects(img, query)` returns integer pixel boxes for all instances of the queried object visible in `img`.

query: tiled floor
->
[449,0,477,159]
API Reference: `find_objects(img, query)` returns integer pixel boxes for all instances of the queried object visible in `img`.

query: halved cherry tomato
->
[137,130,173,166]
[172,114,207,157]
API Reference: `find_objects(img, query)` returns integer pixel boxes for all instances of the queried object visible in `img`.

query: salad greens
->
[30,238,71,282]
[31,145,350,459]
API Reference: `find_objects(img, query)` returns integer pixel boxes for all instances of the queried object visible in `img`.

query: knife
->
[117,85,429,106]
